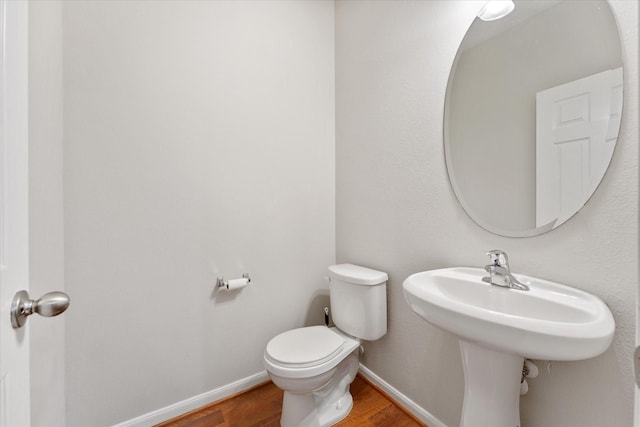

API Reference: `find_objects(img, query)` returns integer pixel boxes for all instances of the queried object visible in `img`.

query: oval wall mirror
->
[444,0,624,237]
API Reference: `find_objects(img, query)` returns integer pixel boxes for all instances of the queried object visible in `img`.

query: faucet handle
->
[486,249,509,267]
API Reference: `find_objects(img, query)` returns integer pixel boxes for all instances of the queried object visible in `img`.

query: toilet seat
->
[266,326,344,367]
[264,326,360,379]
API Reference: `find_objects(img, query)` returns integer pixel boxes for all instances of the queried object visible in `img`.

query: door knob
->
[11,290,70,329]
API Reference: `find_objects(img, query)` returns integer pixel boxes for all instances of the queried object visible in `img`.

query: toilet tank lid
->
[328,264,388,286]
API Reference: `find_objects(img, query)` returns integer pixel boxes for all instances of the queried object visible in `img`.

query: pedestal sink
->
[403,267,615,427]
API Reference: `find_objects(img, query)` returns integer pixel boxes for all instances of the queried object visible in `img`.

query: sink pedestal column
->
[459,340,524,427]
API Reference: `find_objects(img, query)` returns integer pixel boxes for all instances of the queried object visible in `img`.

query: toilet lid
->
[266,326,344,366]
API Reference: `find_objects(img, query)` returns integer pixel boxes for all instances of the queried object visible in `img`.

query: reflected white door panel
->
[536,67,623,227]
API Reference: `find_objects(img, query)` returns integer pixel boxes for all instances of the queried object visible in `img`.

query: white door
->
[535,67,623,227]
[0,0,31,425]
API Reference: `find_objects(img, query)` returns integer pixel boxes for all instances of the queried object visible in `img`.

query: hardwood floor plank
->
[187,410,225,427]
[156,374,426,427]
[355,375,427,426]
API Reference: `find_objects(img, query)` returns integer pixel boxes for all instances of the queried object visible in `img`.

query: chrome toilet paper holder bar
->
[216,273,251,288]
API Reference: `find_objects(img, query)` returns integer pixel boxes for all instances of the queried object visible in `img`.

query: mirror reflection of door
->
[443,0,624,237]
[536,67,623,227]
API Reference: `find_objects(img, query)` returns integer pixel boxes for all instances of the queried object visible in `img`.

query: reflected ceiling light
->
[477,0,515,21]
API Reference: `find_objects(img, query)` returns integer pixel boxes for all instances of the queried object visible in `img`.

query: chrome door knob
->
[11,290,70,329]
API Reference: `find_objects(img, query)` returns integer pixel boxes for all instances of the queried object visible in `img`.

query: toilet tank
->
[328,264,388,341]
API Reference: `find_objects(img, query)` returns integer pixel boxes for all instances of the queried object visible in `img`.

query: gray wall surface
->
[62,1,335,425]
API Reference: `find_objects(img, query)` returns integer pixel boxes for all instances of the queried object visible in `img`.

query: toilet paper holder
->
[216,273,251,289]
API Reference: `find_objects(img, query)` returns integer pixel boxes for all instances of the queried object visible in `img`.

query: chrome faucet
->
[482,250,529,291]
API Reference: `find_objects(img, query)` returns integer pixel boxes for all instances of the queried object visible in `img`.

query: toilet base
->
[318,389,353,426]
[281,389,353,427]
[278,351,359,427]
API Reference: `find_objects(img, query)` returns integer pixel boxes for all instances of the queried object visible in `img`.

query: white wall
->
[336,1,637,426]
[28,2,65,426]
[62,1,335,425]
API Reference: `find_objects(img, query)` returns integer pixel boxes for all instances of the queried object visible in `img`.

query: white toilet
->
[263,264,388,427]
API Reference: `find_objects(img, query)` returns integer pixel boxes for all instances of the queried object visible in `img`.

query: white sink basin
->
[403,267,615,361]
[403,266,615,427]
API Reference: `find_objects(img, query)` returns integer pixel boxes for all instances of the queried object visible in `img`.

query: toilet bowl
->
[264,326,360,427]
[263,264,388,427]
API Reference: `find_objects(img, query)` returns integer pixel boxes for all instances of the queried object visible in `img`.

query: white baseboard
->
[112,365,445,427]
[358,364,447,427]
[111,371,270,427]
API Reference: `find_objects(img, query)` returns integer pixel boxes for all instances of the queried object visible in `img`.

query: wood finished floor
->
[155,375,426,427]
